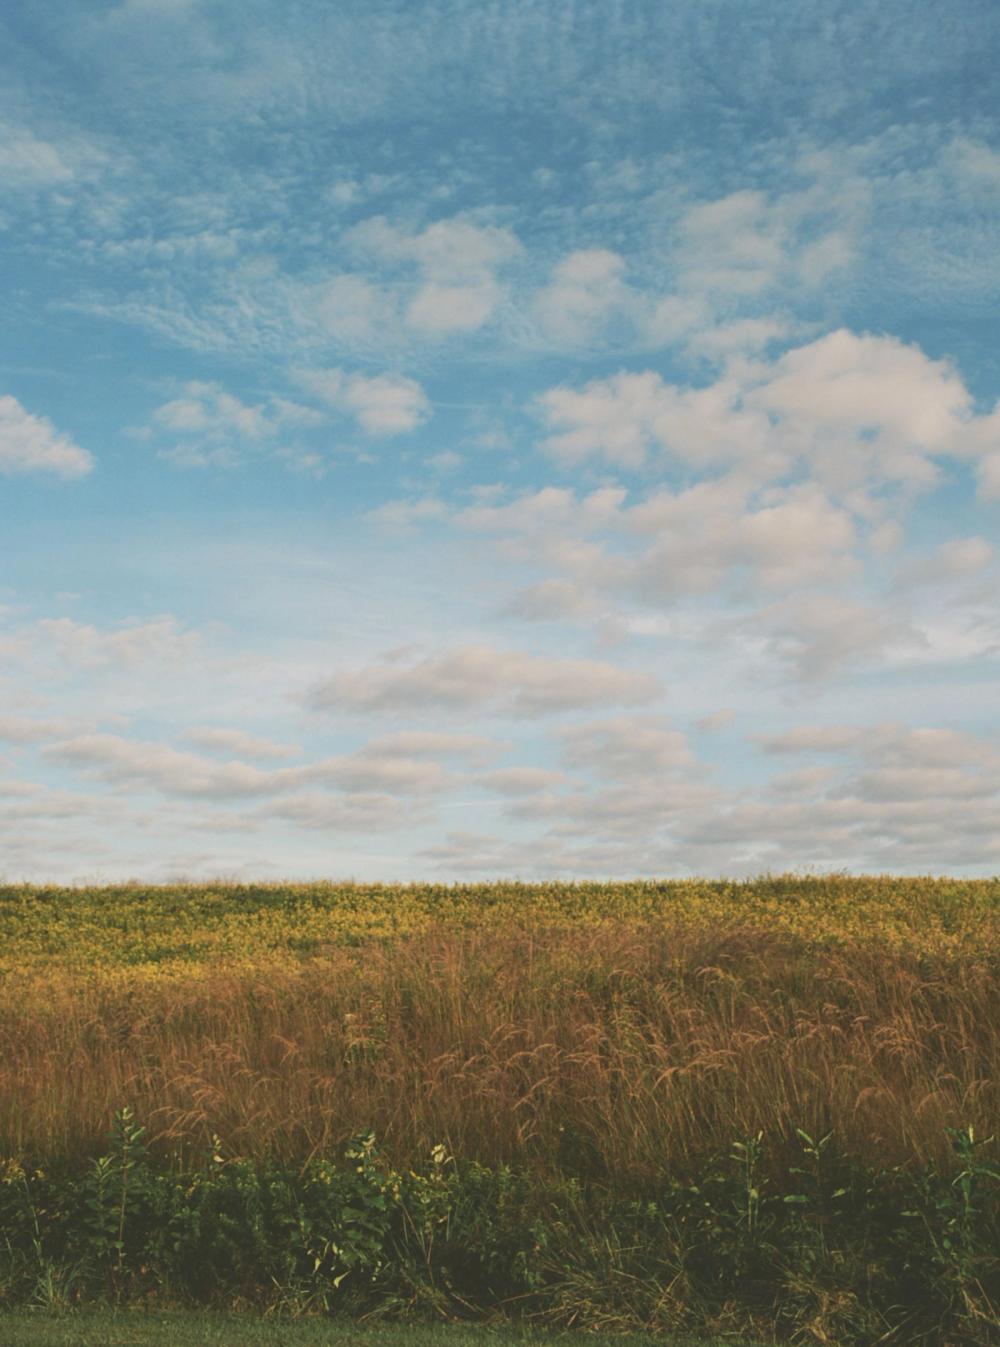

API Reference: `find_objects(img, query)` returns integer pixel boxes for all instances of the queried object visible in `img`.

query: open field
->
[2,875,998,1174]
[1,876,998,1344]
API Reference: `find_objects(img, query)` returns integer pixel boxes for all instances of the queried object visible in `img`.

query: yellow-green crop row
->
[1,875,998,993]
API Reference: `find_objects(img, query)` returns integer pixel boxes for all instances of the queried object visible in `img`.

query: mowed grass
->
[0,1314,764,1347]
[1,875,998,1179]
[0,1312,763,1347]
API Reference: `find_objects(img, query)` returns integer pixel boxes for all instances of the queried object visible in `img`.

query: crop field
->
[2,875,999,1344]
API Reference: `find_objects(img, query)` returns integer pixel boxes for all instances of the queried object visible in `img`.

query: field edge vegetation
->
[2,877,998,1344]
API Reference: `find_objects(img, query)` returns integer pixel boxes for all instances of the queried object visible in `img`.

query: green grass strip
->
[0,1312,760,1347]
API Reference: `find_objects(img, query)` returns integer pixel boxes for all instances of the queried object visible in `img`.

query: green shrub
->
[2,1112,998,1345]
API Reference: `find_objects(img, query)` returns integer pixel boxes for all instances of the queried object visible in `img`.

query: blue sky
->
[2,0,1000,881]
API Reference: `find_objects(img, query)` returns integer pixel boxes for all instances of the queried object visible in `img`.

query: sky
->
[2,0,1000,883]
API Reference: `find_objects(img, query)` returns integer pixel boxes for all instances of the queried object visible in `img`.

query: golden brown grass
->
[3,883,998,1185]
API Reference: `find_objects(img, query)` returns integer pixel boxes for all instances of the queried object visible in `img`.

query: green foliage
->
[2,1120,999,1344]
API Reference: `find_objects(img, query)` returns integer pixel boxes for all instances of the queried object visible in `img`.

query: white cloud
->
[476,767,567,795]
[44,734,297,800]
[0,122,109,187]
[503,578,604,622]
[533,249,629,344]
[556,715,695,780]
[686,317,794,360]
[0,397,94,478]
[306,644,661,717]
[0,128,75,185]
[0,715,97,745]
[948,137,1000,187]
[757,725,868,755]
[626,480,858,598]
[184,727,301,760]
[266,791,415,832]
[429,476,860,618]
[149,382,326,467]
[352,215,520,277]
[43,732,456,803]
[303,274,398,344]
[757,722,999,769]
[154,381,270,438]
[696,709,736,733]
[31,616,202,671]
[362,730,504,762]
[367,496,449,528]
[745,329,970,494]
[418,713,1000,879]
[297,368,430,435]
[744,595,925,681]
[537,330,978,498]
[893,536,994,590]
[455,484,626,536]
[347,214,522,335]
[408,280,500,334]
[673,179,864,300]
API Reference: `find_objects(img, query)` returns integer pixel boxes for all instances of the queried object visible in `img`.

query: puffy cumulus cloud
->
[0,121,110,188]
[0,715,98,745]
[184,727,301,760]
[149,381,324,467]
[625,480,858,599]
[29,616,203,672]
[362,730,505,763]
[305,644,661,717]
[685,317,794,361]
[416,715,1000,880]
[265,792,417,833]
[44,734,303,800]
[504,776,724,840]
[838,765,998,803]
[0,128,77,185]
[948,137,1000,187]
[0,778,43,796]
[475,766,568,795]
[346,214,522,336]
[351,215,520,277]
[757,722,1000,769]
[454,485,627,537]
[538,370,698,470]
[893,537,995,590]
[296,368,429,435]
[744,330,970,497]
[696,708,736,733]
[743,596,925,681]
[42,730,462,805]
[536,329,992,505]
[422,477,861,621]
[367,496,449,529]
[533,249,630,345]
[671,795,1000,876]
[673,179,865,300]
[408,281,500,335]
[515,167,867,358]
[0,397,94,478]
[556,715,695,780]
[318,750,453,795]
[757,725,869,755]
[154,382,270,439]
[303,274,398,346]
[503,578,604,623]
[954,403,1000,500]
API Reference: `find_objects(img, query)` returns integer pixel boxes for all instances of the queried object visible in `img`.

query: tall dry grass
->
[3,916,998,1184]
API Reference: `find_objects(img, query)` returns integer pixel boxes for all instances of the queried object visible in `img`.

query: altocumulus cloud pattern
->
[1,0,999,880]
